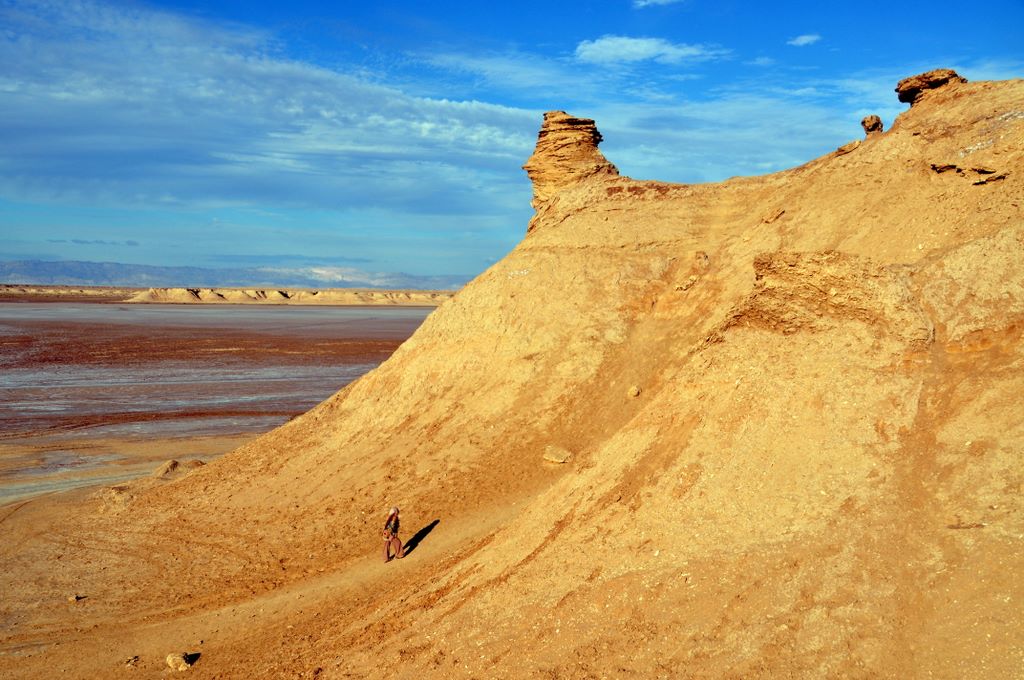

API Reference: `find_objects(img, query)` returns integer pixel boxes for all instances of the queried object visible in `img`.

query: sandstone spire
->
[522,111,619,209]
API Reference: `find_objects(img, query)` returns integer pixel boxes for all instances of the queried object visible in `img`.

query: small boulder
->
[543,445,572,464]
[166,652,199,671]
[861,114,883,136]
[628,385,642,398]
[152,460,180,478]
[895,68,966,105]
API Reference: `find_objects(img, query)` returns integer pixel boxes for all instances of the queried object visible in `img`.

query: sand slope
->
[1,71,1022,678]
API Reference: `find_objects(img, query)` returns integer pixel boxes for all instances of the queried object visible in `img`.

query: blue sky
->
[0,0,1021,285]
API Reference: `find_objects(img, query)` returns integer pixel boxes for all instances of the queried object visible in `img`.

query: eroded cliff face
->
[522,110,618,212]
[2,71,1022,679]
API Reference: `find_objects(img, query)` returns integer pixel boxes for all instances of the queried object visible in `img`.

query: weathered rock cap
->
[895,68,966,105]
[861,114,883,136]
[523,111,619,209]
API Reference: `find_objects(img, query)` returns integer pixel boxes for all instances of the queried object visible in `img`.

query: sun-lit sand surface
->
[1,73,1021,679]
[0,303,430,504]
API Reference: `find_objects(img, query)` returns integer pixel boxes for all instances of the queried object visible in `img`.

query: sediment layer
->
[0,284,452,306]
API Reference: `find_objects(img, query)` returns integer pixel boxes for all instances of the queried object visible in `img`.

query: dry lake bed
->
[0,303,431,504]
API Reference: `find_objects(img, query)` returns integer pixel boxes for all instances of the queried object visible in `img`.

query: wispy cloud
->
[0,0,537,222]
[575,35,729,64]
[633,0,686,7]
[3,0,1015,283]
[47,239,140,246]
[787,34,822,47]
[420,51,588,99]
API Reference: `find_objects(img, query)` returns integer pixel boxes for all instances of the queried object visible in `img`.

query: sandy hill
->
[1,70,1022,679]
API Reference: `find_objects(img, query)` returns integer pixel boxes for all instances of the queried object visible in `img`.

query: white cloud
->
[787,34,822,47]
[421,47,696,105]
[575,35,728,65]
[0,0,538,220]
[633,0,686,7]
[747,56,776,67]
[5,0,1017,279]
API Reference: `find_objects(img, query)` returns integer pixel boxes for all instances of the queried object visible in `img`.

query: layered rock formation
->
[1,70,1022,679]
[522,111,618,211]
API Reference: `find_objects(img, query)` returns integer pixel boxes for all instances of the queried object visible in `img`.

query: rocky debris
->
[152,460,181,478]
[896,68,966,105]
[738,251,933,347]
[973,172,1008,185]
[166,652,199,671]
[152,459,206,479]
[95,484,133,513]
[67,594,85,602]
[522,111,619,209]
[835,140,861,156]
[543,445,573,464]
[861,114,883,136]
[929,163,1008,185]
[676,275,699,292]
[124,655,139,669]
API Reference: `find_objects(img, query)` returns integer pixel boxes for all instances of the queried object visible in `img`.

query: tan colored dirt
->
[1,71,1022,679]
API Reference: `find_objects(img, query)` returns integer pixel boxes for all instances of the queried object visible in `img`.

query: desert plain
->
[1,69,1022,678]
[0,301,433,507]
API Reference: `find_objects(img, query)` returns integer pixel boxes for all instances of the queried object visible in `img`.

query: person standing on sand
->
[383,506,404,562]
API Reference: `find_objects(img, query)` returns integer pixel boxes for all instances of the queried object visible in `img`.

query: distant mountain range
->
[0,259,470,290]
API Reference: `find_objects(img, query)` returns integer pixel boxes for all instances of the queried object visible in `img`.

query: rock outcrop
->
[861,113,883,135]
[522,111,618,209]
[895,67,966,104]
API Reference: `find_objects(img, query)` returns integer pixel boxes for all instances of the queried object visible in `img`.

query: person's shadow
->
[403,519,440,557]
